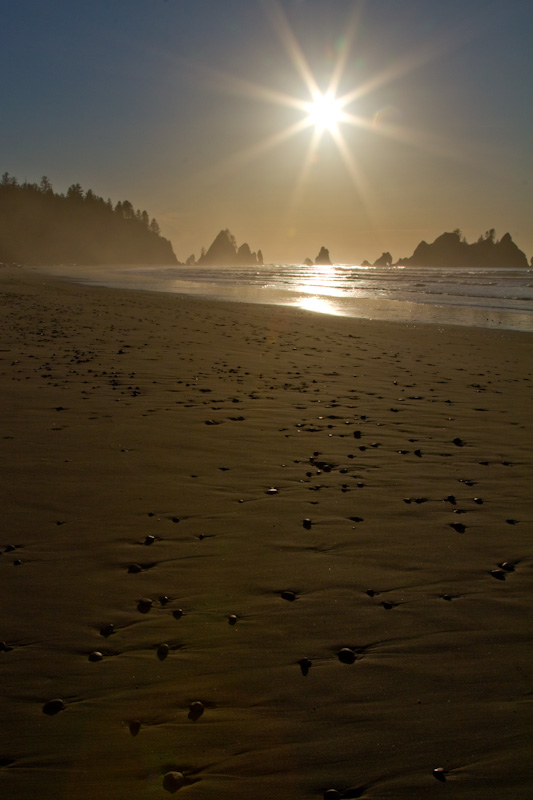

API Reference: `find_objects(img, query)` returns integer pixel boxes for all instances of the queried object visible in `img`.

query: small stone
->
[324,790,341,800]
[490,569,506,581]
[88,651,103,662]
[13,559,22,566]
[127,563,142,574]
[473,497,483,504]
[298,657,312,676]
[266,487,278,495]
[157,643,170,661]
[163,770,185,793]
[228,614,238,625]
[381,601,394,610]
[281,590,296,602]
[498,561,515,572]
[42,698,65,716]
[188,701,204,721]
[445,495,456,504]
[172,609,183,620]
[144,535,155,545]
[303,518,312,529]
[100,623,115,637]
[449,522,466,533]
[129,719,141,736]
[433,767,447,782]
[337,647,356,664]
[453,437,464,446]
[137,597,153,614]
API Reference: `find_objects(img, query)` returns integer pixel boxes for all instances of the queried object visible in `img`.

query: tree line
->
[0,173,177,265]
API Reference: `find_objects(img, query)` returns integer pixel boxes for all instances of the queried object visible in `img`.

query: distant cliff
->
[395,230,528,269]
[195,229,263,266]
[0,172,178,265]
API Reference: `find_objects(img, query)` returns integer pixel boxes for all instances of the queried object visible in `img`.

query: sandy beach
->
[1,265,531,800]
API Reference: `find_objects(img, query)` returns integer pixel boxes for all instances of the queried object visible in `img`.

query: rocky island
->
[188,229,263,266]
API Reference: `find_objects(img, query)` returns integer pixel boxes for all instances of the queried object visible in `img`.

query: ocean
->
[35,262,533,332]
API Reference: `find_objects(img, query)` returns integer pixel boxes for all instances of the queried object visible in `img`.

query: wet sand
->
[1,265,531,799]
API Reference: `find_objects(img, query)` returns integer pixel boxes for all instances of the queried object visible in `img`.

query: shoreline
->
[1,265,532,799]
[26,262,533,333]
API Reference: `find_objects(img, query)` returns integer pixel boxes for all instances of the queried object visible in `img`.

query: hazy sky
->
[2,0,532,264]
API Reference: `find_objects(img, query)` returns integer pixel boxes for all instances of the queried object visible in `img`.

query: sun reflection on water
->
[293,295,340,315]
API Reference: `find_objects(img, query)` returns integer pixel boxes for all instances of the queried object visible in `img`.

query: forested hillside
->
[0,173,177,265]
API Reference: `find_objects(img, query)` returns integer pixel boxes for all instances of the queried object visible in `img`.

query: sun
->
[306,91,343,132]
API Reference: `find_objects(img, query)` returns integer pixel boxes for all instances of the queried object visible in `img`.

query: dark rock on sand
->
[432,767,447,782]
[172,609,183,620]
[281,590,296,602]
[137,597,153,613]
[228,614,238,625]
[188,701,205,721]
[129,719,141,736]
[163,770,185,793]
[303,518,312,529]
[144,534,155,545]
[490,569,506,581]
[498,561,515,572]
[88,651,103,662]
[299,657,312,676]
[449,522,466,533]
[324,790,341,799]
[337,647,356,664]
[42,699,65,715]
[100,623,115,637]
[157,643,170,661]
[127,563,142,573]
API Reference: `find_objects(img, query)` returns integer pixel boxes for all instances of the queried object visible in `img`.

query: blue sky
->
[1,0,532,263]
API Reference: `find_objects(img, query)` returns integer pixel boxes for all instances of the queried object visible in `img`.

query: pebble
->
[449,522,466,533]
[281,590,296,602]
[100,623,115,637]
[324,790,341,799]
[0,641,13,652]
[303,518,312,529]
[498,561,515,572]
[473,497,483,504]
[163,771,185,793]
[137,597,153,613]
[188,701,204,721]
[266,487,278,495]
[337,647,356,664]
[433,767,447,782]
[129,719,141,736]
[157,643,170,661]
[453,437,465,446]
[172,609,183,620]
[88,651,103,662]
[127,563,142,573]
[228,614,238,625]
[298,657,312,676]
[144,535,155,546]
[159,595,170,606]
[42,698,65,716]
[490,569,506,581]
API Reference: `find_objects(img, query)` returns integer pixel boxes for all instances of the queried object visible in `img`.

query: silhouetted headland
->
[0,172,177,266]
[368,230,528,269]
